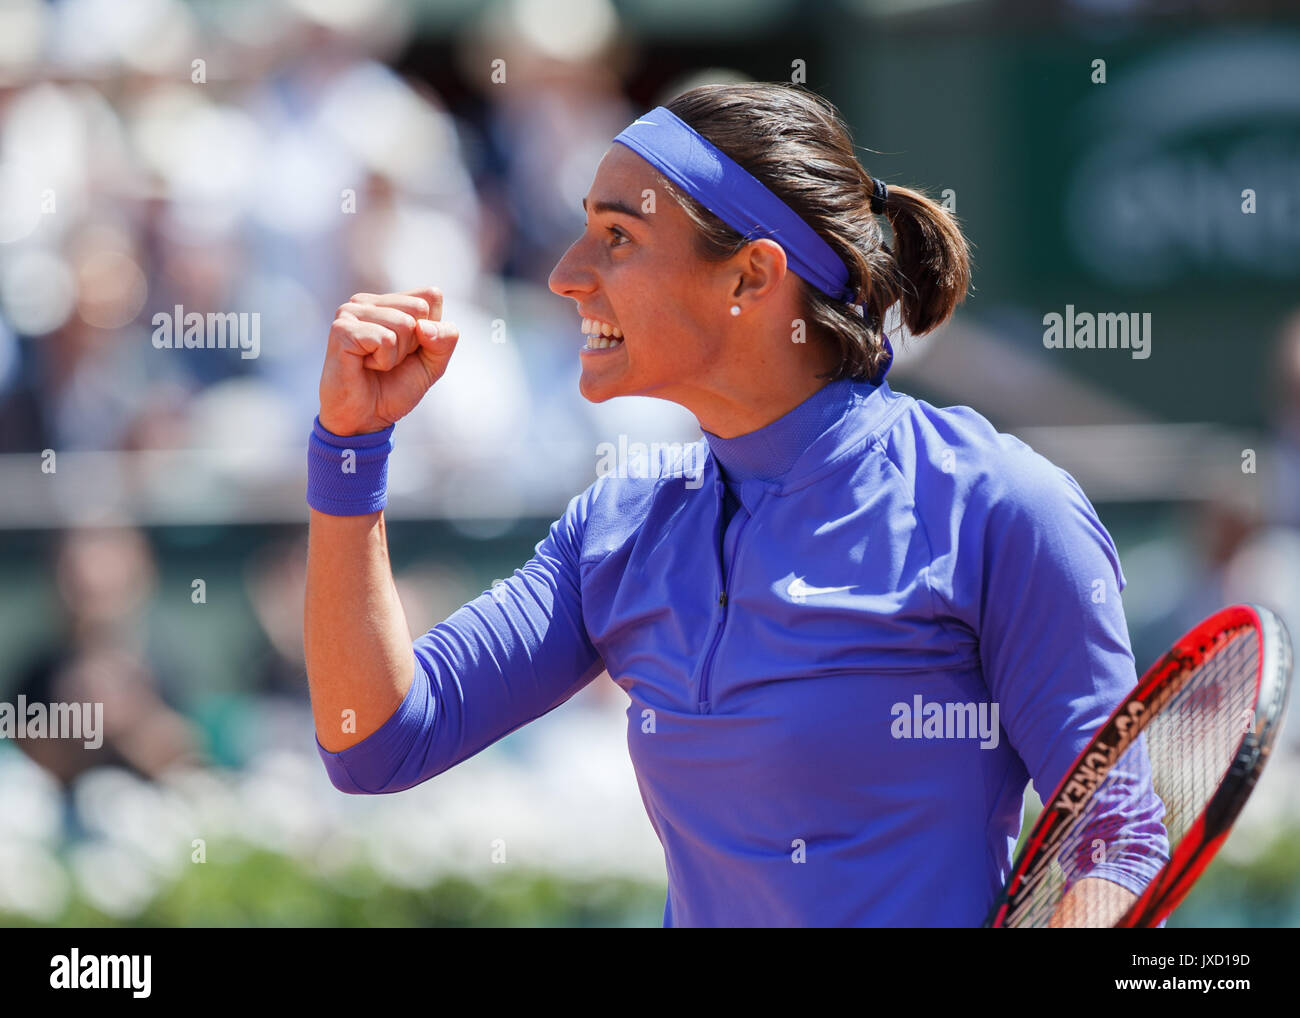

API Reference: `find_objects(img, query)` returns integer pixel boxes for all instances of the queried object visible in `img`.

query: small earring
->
[729,305,741,316]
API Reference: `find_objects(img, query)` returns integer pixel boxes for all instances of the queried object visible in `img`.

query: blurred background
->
[1,0,1298,927]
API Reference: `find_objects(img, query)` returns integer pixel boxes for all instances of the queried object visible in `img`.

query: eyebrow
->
[581,196,647,221]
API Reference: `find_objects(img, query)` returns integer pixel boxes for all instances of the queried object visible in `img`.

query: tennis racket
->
[986,602,1293,928]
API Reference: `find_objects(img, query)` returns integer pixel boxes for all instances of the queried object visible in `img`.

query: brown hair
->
[659,83,972,381]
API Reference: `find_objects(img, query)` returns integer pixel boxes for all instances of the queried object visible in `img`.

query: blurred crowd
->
[0,0,696,490]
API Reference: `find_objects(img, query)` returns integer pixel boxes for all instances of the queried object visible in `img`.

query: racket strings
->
[1145,631,1257,843]
[1002,626,1258,927]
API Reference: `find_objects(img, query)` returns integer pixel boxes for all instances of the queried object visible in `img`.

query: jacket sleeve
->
[966,448,1169,895]
[315,483,605,794]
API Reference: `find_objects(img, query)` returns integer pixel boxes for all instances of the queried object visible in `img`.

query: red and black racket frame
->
[985,603,1293,929]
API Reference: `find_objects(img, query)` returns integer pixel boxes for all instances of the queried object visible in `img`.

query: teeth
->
[580,316,624,350]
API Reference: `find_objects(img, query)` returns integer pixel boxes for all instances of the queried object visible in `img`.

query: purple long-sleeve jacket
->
[315,376,1169,926]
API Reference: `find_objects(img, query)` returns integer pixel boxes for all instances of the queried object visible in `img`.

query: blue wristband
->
[306,416,395,516]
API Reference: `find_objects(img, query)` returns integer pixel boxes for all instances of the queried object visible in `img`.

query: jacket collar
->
[702,377,905,497]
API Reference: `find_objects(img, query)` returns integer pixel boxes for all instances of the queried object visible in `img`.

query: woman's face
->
[548,145,740,407]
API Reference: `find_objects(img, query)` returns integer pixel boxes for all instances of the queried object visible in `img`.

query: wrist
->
[316,412,392,439]
[312,415,394,447]
[307,415,396,516]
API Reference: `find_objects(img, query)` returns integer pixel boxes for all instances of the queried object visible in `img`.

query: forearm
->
[305,507,414,753]
[1049,877,1138,928]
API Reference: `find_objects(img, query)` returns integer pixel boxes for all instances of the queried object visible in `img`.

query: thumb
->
[379,319,459,412]
[415,318,459,379]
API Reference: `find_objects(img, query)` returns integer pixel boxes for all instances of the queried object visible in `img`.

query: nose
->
[548,236,593,300]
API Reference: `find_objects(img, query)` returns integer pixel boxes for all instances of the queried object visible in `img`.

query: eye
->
[606,226,629,248]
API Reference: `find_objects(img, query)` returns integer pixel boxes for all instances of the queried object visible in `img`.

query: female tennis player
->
[304,83,1167,927]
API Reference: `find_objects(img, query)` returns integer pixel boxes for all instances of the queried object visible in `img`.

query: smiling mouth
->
[581,315,624,351]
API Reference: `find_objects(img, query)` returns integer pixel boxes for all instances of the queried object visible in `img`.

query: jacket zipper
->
[697,484,749,713]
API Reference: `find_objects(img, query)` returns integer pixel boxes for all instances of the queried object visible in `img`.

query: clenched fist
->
[317,287,460,436]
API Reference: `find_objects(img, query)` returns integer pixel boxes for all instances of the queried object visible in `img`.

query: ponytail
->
[875,183,971,339]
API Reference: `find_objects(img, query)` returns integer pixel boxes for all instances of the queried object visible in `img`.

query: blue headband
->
[612,105,892,383]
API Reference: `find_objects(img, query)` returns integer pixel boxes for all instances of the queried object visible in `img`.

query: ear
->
[729,237,789,303]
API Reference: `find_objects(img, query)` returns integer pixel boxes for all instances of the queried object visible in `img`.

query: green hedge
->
[0,847,667,928]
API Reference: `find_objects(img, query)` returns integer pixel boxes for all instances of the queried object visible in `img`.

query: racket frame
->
[985,602,1293,929]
